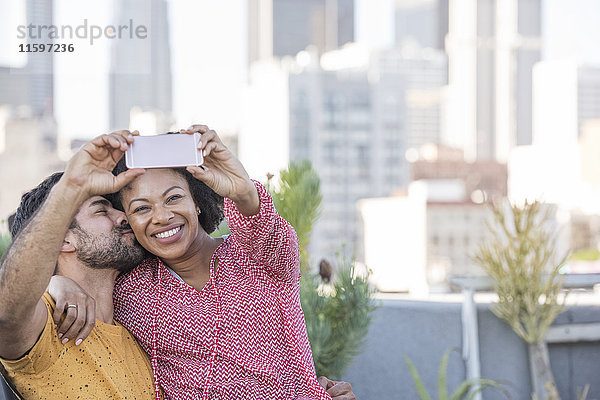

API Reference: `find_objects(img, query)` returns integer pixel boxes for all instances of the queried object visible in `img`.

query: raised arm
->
[0,178,86,359]
[225,180,300,283]
[0,131,143,359]
[183,125,299,283]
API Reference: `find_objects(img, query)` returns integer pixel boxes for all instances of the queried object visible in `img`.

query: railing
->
[448,273,600,400]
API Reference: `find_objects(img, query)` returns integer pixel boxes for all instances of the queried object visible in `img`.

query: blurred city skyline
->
[0,0,599,139]
[2,0,600,293]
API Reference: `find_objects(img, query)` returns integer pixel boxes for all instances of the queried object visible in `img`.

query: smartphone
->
[125,133,204,169]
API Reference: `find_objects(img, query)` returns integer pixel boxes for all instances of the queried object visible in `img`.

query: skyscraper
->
[377,46,448,149]
[26,0,54,116]
[394,0,449,51]
[446,0,541,161]
[285,45,446,260]
[0,68,29,111]
[290,61,406,259]
[109,0,172,131]
[247,0,355,66]
[0,0,54,117]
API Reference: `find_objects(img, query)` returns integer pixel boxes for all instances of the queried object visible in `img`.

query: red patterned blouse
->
[113,181,330,400]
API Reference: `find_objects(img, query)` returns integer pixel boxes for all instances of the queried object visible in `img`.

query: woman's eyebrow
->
[128,197,148,209]
[163,186,184,196]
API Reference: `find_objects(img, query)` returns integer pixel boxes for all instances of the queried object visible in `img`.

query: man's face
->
[68,196,146,272]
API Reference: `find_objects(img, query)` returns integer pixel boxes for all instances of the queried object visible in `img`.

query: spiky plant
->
[301,255,376,377]
[404,348,508,400]
[269,160,322,273]
[473,200,567,400]
[269,160,377,377]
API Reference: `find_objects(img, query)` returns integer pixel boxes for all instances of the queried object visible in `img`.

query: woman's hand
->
[47,276,96,346]
[182,125,260,216]
[318,376,356,400]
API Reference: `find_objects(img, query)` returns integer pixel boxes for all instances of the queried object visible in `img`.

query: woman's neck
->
[161,232,223,291]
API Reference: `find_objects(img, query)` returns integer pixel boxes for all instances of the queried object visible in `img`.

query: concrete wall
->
[1,298,597,399]
[342,299,600,400]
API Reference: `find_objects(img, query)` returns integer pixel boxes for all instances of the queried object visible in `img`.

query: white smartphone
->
[125,133,204,169]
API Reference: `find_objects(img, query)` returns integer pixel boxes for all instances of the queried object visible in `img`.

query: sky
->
[0,0,599,139]
[542,0,600,64]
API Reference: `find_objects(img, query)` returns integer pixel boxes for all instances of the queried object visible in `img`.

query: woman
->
[53,126,334,400]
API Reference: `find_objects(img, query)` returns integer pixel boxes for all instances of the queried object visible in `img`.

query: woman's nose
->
[152,205,174,224]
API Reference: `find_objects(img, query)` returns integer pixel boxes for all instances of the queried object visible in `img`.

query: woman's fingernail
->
[75,339,83,346]
[62,338,69,345]
[58,333,63,339]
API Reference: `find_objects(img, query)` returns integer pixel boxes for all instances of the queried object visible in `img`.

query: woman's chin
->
[150,244,189,262]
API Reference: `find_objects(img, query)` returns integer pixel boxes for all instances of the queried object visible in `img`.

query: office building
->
[394,0,449,51]
[410,143,507,200]
[0,109,63,228]
[0,0,54,117]
[287,45,446,260]
[109,0,172,130]
[248,0,354,66]
[446,0,541,161]
[359,179,570,293]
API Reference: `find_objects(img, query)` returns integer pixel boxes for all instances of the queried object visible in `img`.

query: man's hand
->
[63,130,145,198]
[318,376,356,400]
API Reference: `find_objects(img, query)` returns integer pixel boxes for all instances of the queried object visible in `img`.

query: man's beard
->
[73,225,146,273]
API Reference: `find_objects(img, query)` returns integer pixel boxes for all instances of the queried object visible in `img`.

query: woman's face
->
[120,168,202,261]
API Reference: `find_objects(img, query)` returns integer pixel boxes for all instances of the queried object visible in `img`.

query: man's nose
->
[113,210,128,227]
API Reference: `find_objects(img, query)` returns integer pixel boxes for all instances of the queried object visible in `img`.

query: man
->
[0,131,355,400]
[0,131,158,399]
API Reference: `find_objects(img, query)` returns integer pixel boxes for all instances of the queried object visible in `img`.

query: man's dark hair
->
[7,213,15,234]
[11,172,67,238]
[110,137,225,234]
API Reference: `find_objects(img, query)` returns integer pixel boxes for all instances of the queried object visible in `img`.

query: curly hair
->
[11,172,68,238]
[110,138,225,234]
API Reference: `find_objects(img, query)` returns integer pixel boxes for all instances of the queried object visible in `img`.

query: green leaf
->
[449,378,508,400]
[448,380,472,400]
[406,347,508,400]
[464,379,509,400]
[404,355,432,400]
[438,348,454,400]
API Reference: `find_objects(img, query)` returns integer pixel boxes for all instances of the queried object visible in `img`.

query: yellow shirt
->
[0,293,159,399]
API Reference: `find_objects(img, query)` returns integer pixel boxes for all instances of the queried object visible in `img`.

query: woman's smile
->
[151,224,184,243]
[120,168,203,262]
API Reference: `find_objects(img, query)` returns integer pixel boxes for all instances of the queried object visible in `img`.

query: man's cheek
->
[120,232,137,244]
